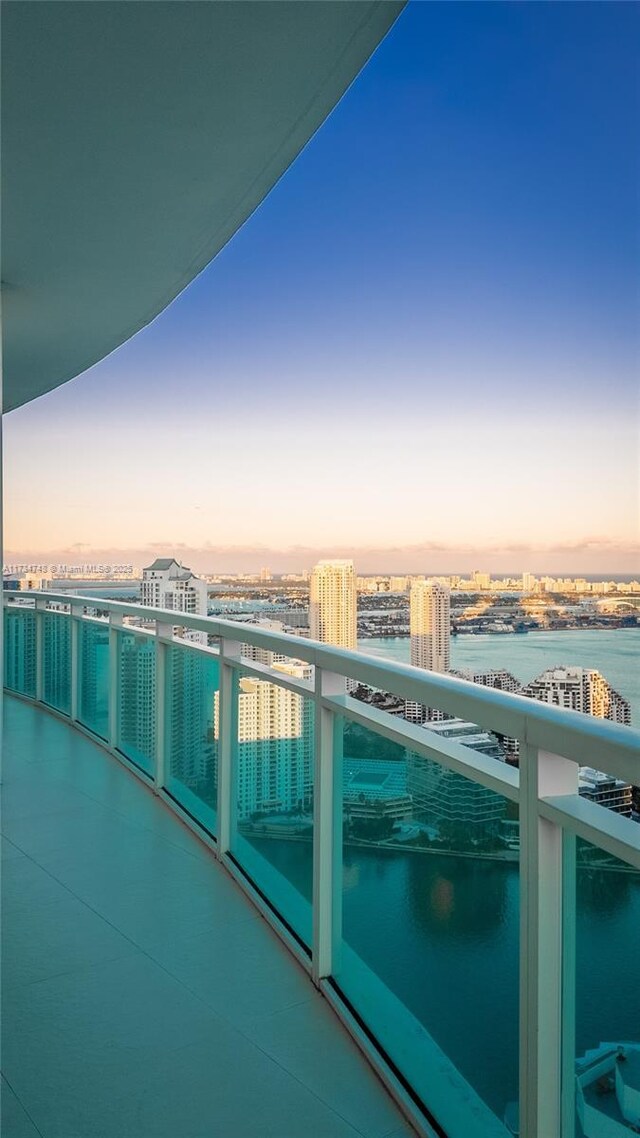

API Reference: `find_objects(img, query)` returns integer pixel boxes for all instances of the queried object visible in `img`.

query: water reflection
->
[405,851,510,940]
[231,825,639,1124]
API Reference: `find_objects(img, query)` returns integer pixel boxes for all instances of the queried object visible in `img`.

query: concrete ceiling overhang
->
[1,0,404,412]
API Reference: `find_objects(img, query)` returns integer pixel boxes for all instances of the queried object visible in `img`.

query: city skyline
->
[4,2,638,573]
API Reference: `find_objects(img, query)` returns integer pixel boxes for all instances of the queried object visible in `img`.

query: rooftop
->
[1,695,413,1138]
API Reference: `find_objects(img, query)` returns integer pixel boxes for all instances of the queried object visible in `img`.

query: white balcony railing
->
[3,590,639,1138]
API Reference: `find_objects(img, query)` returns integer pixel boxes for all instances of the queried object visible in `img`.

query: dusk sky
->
[6,2,639,574]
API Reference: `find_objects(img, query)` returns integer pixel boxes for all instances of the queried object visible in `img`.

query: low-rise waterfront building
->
[407,719,506,835]
[578,768,633,817]
[524,666,631,726]
[343,758,412,824]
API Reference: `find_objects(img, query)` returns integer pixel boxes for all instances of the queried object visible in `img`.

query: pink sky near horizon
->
[4,537,639,577]
[5,399,638,574]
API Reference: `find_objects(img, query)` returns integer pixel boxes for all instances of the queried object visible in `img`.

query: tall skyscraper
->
[141,558,208,643]
[137,557,212,787]
[407,579,450,722]
[309,559,357,650]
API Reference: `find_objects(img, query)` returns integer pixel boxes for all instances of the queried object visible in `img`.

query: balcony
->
[2,592,639,1138]
[1,695,411,1138]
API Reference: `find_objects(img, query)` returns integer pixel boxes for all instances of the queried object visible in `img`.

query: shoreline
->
[246,829,639,872]
[359,625,638,640]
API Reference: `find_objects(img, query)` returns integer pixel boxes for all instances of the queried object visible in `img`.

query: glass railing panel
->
[3,606,37,697]
[43,610,71,714]
[571,837,640,1138]
[78,619,110,739]
[117,630,155,775]
[164,642,218,835]
[229,665,315,949]
[334,716,519,1137]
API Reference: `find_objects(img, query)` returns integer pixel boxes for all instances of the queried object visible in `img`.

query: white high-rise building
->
[141,557,208,645]
[138,557,211,787]
[407,580,450,722]
[309,559,357,650]
[214,660,314,820]
[309,559,357,693]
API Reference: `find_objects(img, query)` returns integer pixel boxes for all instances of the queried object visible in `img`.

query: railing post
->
[34,596,46,703]
[519,744,578,1138]
[154,620,172,794]
[312,668,345,986]
[561,831,577,1138]
[108,610,124,749]
[70,603,83,722]
[217,637,241,857]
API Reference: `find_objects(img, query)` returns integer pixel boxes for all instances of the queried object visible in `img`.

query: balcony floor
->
[0,696,413,1138]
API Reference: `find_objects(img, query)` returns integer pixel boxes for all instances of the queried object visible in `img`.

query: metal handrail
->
[6,589,639,782]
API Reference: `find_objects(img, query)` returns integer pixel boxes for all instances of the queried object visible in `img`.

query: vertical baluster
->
[108,610,123,749]
[35,596,46,703]
[561,830,577,1138]
[217,637,241,857]
[519,743,578,1138]
[70,602,83,722]
[154,620,172,793]
[312,667,345,986]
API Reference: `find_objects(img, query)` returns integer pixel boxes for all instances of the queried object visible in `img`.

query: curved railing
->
[3,591,639,1138]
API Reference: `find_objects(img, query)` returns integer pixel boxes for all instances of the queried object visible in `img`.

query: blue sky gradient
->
[6,1,639,572]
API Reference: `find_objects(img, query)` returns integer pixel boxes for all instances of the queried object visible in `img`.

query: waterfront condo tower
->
[524,666,631,726]
[309,560,357,651]
[407,579,451,722]
[141,558,208,645]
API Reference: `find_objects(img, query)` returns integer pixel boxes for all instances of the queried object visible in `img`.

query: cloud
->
[4,535,639,575]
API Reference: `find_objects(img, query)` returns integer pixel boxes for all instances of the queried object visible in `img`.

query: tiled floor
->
[0,696,415,1138]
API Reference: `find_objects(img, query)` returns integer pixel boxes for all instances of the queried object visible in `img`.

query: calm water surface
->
[258,838,640,1124]
[360,627,640,722]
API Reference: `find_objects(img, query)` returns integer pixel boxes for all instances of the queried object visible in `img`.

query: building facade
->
[524,666,631,726]
[141,558,208,645]
[214,660,314,820]
[578,768,633,817]
[139,557,213,788]
[309,559,357,650]
[407,579,451,722]
[407,719,506,836]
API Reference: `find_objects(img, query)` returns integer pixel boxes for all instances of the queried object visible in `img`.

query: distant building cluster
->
[354,572,640,596]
